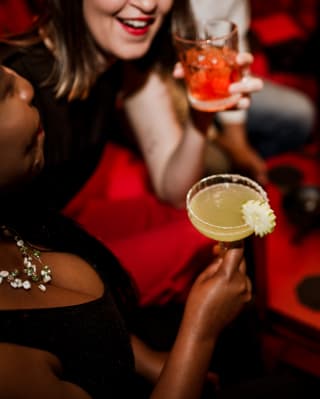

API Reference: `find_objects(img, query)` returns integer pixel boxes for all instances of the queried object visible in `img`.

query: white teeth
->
[122,20,148,28]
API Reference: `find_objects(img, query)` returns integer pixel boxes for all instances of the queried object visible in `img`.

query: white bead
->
[0,270,9,277]
[22,280,31,290]
[15,279,23,288]
[38,284,46,292]
[16,240,24,247]
[10,281,18,288]
[43,275,51,283]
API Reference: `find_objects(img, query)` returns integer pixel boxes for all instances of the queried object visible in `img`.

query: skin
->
[0,67,44,191]
[187,0,268,185]
[83,0,173,61]
[124,55,263,206]
[79,0,264,207]
[215,121,268,185]
[0,66,252,398]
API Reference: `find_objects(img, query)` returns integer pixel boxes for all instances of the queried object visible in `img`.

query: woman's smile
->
[116,16,155,36]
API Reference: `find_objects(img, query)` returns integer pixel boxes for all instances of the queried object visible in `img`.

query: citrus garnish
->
[242,200,276,237]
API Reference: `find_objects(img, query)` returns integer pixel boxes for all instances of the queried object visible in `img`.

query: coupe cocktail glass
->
[186,174,269,251]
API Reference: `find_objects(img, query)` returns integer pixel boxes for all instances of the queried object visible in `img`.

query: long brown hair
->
[0,0,112,100]
[2,0,181,101]
[42,0,108,100]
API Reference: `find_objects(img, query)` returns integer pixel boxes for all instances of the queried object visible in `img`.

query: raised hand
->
[173,52,264,110]
[183,247,252,342]
[150,247,252,399]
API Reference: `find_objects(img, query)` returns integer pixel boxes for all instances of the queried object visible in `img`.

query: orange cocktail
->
[173,19,241,112]
[181,45,241,112]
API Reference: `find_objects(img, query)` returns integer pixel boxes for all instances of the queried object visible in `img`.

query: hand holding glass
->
[172,18,242,112]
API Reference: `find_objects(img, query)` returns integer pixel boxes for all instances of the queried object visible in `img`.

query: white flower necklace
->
[0,225,52,292]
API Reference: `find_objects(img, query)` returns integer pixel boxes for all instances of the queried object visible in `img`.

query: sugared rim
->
[186,173,268,230]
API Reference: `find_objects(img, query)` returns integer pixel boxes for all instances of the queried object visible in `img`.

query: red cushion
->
[63,143,213,306]
[251,13,307,46]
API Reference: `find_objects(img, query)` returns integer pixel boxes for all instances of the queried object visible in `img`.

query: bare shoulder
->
[0,343,92,399]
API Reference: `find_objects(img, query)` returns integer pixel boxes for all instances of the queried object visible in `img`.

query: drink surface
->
[181,46,241,112]
[188,183,263,241]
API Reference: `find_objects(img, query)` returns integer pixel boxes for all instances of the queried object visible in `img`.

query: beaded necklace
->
[0,225,52,292]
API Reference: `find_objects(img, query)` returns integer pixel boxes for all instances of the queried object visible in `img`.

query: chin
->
[114,42,153,60]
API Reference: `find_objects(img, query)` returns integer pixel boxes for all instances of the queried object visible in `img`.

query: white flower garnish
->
[242,200,276,237]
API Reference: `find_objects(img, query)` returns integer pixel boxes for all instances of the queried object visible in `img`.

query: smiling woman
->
[82,0,172,61]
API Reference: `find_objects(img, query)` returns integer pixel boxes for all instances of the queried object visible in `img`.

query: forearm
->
[131,336,168,384]
[216,121,249,150]
[160,112,210,207]
[124,70,212,207]
[150,321,216,399]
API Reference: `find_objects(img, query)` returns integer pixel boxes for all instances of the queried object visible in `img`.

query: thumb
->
[173,62,184,79]
[221,247,244,278]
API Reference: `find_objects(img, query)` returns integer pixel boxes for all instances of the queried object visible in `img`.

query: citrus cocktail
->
[187,174,275,244]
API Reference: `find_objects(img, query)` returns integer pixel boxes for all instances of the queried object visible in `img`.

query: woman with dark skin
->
[1,0,263,306]
[1,64,318,399]
[0,65,252,398]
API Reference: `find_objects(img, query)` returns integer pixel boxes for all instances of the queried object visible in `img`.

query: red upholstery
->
[0,0,35,35]
[250,0,318,100]
[63,143,213,306]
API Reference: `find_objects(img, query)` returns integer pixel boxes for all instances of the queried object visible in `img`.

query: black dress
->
[0,210,137,399]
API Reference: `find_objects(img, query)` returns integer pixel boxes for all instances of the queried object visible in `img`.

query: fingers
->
[232,51,263,95]
[235,52,253,78]
[235,96,251,110]
[229,74,263,110]
[200,256,223,280]
[238,258,246,275]
[212,243,220,256]
[230,76,264,95]
[244,276,253,302]
[222,247,244,277]
[236,52,254,66]
[172,62,184,79]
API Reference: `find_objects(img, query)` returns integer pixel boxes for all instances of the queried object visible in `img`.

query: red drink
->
[180,46,242,112]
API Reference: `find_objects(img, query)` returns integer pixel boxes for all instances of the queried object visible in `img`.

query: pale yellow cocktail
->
[186,174,270,243]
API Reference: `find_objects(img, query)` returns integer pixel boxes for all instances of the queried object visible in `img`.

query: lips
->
[117,17,155,35]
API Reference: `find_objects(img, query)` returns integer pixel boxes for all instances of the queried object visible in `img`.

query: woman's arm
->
[131,335,168,384]
[150,247,251,399]
[0,344,92,399]
[123,67,209,207]
[123,55,263,207]
[130,247,251,399]
[214,121,268,185]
